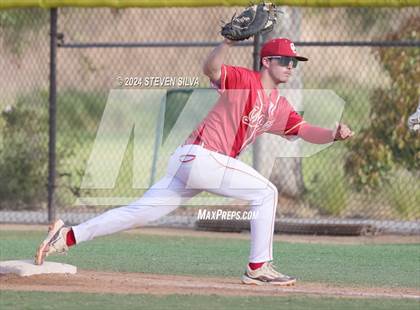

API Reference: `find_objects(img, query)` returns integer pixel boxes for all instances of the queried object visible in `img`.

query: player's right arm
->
[203,39,234,85]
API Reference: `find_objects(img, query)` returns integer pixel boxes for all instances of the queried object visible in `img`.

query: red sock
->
[66,229,76,247]
[249,262,265,270]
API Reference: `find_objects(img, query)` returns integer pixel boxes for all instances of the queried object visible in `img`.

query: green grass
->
[1,231,419,288]
[1,291,419,310]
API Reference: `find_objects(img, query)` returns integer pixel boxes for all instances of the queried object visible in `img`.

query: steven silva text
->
[197,209,259,221]
[117,76,200,88]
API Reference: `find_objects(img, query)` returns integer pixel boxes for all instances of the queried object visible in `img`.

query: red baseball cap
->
[260,38,308,61]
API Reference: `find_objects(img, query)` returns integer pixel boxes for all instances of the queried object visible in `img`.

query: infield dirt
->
[1,270,419,300]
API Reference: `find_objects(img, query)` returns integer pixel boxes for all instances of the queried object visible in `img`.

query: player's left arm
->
[298,122,354,144]
[278,99,354,143]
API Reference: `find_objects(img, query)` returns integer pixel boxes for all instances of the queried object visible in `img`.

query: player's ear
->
[261,57,270,69]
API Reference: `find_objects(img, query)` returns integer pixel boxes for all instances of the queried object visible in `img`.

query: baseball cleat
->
[241,261,296,286]
[34,219,70,265]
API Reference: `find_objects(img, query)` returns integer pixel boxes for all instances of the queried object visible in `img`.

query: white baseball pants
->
[72,144,278,262]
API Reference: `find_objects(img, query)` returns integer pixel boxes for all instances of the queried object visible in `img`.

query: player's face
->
[267,57,297,83]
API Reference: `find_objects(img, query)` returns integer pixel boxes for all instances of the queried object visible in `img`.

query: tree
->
[344,17,420,191]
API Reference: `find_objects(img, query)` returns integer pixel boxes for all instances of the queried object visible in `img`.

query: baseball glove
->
[221,2,278,41]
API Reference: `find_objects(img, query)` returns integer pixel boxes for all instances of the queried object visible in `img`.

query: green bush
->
[345,17,420,192]
[305,167,348,216]
[383,170,420,220]
[0,93,49,209]
[0,90,105,210]
[54,90,107,205]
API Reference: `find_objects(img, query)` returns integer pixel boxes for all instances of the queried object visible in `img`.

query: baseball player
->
[35,36,353,286]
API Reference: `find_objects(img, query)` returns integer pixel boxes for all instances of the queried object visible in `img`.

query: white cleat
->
[34,219,70,265]
[241,261,296,286]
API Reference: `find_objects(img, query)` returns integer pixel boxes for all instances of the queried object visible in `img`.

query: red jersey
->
[186,65,305,157]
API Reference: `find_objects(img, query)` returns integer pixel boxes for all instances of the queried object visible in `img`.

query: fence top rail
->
[1,0,419,10]
[57,40,420,49]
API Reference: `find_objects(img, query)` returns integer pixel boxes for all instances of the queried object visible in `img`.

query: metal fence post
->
[48,8,58,223]
[252,33,262,71]
[252,33,262,169]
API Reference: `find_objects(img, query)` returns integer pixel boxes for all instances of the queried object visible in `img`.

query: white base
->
[0,260,77,277]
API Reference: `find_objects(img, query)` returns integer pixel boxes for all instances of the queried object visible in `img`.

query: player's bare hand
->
[334,122,354,141]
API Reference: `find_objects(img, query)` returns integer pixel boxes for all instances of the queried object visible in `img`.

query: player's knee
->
[256,182,278,202]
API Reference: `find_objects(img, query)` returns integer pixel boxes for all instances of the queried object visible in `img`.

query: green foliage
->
[305,166,348,216]
[345,17,420,192]
[0,90,104,209]
[383,170,420,220]
[54,90,107,205]
[0,9,48,54]
[0,93,49,209]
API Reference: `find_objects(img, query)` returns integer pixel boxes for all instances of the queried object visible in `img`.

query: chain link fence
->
[1,6,419,233]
